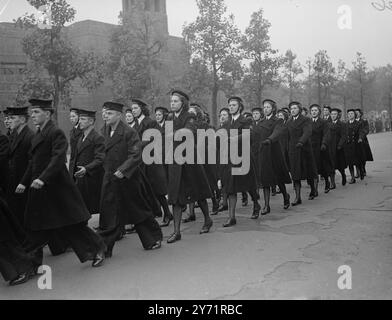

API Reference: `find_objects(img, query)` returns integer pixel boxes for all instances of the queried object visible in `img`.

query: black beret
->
[131,98,148,107]
[331,108,342,113]
[219,107,230,114]
[243,112,253,118]
[103,101,124,112]
[252,106,263,112]
[228,96,243,104]
[155,106,169,114]
[289,101,302,109]
[170,89,189,101]
[323,105,332,111]
[29,99,54,112]
[347,109,356,113]
[5,106,29,116]
[262,99,277,107]
[78,108,96,118]
[310,104,321,110]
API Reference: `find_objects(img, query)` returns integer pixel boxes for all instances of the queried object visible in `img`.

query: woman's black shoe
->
[283,194,290,210]
[218,205,228,212]
[308,193,315,200]
[292,199,302,206]
[182,215,196,223]
[200,220,213,234]
[261,206,271,216]
[349,178,356,184]
[147,241,162,250]
[167,233,182,244]
[9,268,36,286]
[223,218,237,227]
[342,175,347,186]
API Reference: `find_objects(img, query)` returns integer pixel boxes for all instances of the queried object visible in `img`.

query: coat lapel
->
[105,121,125,151]
[10,125,28,155]
[77,130,94,155]
[32,120,53,151]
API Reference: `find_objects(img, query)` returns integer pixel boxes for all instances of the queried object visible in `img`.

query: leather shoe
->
[167,233,182,244]
[9,268,36,286]
[349,178,356,184]
[261,206,271,216]
[200,220,213,234]
[283,194,290,210]
[223,218,237,227]
[342,175,347,186]
[218,205,228,212]
[147,241,162,250]
[250,212,259,219]
[330,182,336,190]
[253,202,261,215]
[159,220,171,228]
[125,226,136,235]
[308,193,315,200]
[92,251,105,268]
[182,215,196,223]
[292,199,302,206]
[242,199,248,207]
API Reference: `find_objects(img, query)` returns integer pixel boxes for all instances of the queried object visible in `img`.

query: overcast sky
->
[1,0,391,68]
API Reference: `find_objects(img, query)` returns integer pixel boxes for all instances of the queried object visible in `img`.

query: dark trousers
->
[25,223,106,266]
[100,216,163,253]
[0,241,34,282]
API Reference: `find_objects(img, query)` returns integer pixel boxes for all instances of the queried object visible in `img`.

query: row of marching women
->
[0,89,374,287]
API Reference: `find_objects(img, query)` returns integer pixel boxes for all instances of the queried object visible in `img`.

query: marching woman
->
[309,104,333,195]
[130,99,172,224]
[154,106,174,227]
[254,99,292,216]
[220,97,260,227]
[344,109,364,184]
[217,107,231,213]
[356,109,373,178]
[184,102,220,220]
[166,90,213,243]
[286,102,318,206]
[276,109,290,171]
[329,108,347,188]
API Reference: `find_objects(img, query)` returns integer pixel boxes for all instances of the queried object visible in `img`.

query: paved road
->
[1,132,392,300]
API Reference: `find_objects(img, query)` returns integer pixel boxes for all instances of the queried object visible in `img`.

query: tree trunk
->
[212,58,219,127]
[53,75,60,124]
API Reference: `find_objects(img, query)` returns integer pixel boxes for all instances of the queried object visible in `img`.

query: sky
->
[1,0,391,68]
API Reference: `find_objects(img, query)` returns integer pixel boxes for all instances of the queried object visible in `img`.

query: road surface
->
[1,132,392,300]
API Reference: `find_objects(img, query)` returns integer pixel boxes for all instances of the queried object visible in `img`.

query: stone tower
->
[122,0,169,36]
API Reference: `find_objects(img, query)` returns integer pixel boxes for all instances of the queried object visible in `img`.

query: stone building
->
[0,0,190,132]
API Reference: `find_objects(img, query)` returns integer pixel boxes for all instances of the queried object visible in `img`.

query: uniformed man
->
[16,99,106,269]
[69,109,105,216]
[5,106,34,225]
[99,101,162,256]
[69,108,83,173]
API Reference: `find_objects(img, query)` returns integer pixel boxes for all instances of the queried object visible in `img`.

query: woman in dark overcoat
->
[130,99,172,224]
[182,103,219,222]
[286,102,318,206]
[254,99,292,215]
[309,104,333,195]
[69,108,83,171]
[329,108,347,188]
[276,109,290,171]
[344,109,365,184]
[166,90,213,243]
[220,97,260,227]
[154,106,173,227]
[356,109,373,177]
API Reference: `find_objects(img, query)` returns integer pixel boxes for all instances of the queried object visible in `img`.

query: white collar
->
[138,114,145,123]
[293,115,299,121]
[266,114,272,120]
[130,122,135,128]
[232,113,240,121]
[313,117,318,122]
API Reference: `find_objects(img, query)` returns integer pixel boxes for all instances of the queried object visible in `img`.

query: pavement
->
[1,132,392,300]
